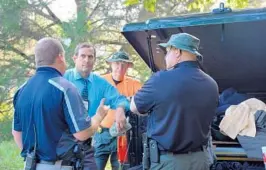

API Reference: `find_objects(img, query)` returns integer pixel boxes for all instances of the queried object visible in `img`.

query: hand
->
[115,106,127,132]
[95,98,110,121]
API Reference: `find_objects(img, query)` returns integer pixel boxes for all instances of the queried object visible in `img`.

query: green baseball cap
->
[159,33,202,60]
[106,51,133,64]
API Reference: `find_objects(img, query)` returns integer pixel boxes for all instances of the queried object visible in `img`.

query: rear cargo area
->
[122,8,266,169]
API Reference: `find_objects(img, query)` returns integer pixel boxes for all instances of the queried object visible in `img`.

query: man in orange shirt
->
[95,51,142,170]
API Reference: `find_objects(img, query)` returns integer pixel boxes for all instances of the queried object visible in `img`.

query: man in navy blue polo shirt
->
[130,33,219,170]
[12,37,109,170]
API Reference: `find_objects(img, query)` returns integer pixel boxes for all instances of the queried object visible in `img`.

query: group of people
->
[12,32,219,170]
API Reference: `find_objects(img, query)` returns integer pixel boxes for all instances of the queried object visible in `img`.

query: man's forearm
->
[12,130,22,150]
[73,114,104,141]
[87,114,103,136]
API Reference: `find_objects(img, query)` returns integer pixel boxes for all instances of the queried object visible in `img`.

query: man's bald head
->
[34,37,65,67]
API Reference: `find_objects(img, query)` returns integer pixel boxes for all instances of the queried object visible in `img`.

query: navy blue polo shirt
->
[12,67,91,161]
[134,61,218,153]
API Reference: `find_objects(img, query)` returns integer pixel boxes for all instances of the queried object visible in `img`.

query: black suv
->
[122,4,266,170]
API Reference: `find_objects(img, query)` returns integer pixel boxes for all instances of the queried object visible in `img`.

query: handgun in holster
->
[149,139,159,163]
[72,138,91,170]
[24,125,37,170]
[24,151,37,170]
[142,133,150,170]
[73,144,83,170]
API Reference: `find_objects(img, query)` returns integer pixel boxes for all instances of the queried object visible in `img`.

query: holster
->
[24,151,37,170]
[142,133,160,170]
[56,132,91,170]
[149,139,159,163]
[142,133,150,170]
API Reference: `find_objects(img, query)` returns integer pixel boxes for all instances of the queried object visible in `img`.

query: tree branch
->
[87,0,103,21]
[94,40,127,46]
[0,107,13,114]
[0,44,34,64]
[37,0,62,24]
[26,6,55,22]
[0,58,35,70]
[97,29,121,34]
[27,18,53,37]
[44,22,57,29]
[90,17,125,26]
[19,18,48,40]
[21,27,46,40]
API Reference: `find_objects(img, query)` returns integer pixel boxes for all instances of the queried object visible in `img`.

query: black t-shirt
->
[134,61,218,153]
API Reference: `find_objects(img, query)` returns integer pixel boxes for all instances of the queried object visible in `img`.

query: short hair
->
[34,37,64,67]
[74,43,96,57]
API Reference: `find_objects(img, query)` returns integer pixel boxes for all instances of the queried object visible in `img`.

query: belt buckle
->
[97,127,102,133]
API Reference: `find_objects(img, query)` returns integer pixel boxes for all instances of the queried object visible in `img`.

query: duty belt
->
[160,146,205,155]
[39,160,72,166]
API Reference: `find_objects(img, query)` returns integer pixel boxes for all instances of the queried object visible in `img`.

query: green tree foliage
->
[0,102,13,141]
[227,0,249,9]
[0,0,265,119]
[125,0,264,13]
[0,0,152,117]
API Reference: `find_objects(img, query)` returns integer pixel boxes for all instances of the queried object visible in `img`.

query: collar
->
[111,74,124,85]
[112,78,122,85]
[173,61,199,69]
[73,68,93,82]
[36,67,62,76]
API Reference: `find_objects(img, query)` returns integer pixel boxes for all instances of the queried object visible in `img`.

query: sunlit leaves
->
[227,0,248,9]
[124,0,157,12]
[144,0,157,12]
[124,0,139,6]
[188,0,214,12]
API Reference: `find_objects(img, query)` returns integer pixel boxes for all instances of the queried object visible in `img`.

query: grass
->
[0,140,113,170]
[0,108,112,170]
[0,140,24,170]
[0,114,112,169]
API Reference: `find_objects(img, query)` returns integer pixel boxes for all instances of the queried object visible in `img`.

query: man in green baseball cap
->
[159,33,203,70]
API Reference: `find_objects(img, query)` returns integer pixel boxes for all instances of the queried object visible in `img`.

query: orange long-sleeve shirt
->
[101,73,142,128]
